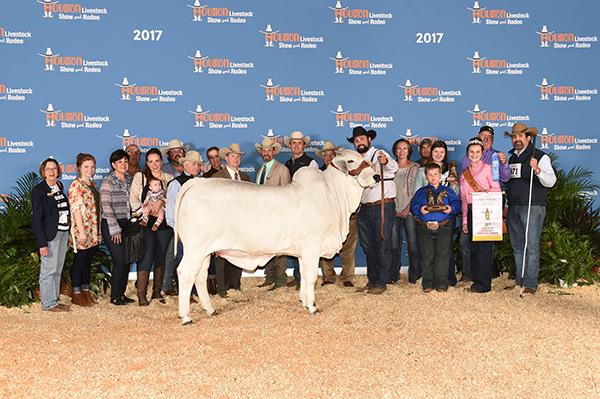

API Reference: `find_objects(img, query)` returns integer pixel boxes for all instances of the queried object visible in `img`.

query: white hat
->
[541,25,548,33]
[284,131,311,147]
[472,51,481,60]
[193,0,201,7]
[189,104,207,115]
[335,51,343,59]
[122,128,130,137]
[255,137,282,155]
[316,141,340,158]
[266,128,275,137]
[472,104,481,113]
[40,103,60,113]
[405,128,412,137]
[335,1,343,9]
[160,139,190,158]
[178,150,202,165]
[39,47,59,57]
[115,77,135,87]
[336,105,344,113]
[541,127,549,135]
[540,78,549,86]
[403,79,412,87]
[218,143,245,160]
[472,1,480,10]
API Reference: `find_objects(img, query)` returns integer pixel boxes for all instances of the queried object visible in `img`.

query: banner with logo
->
[471,192,503,241]
[1,0,599,265]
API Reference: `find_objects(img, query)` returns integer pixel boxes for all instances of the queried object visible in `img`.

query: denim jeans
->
[358,202,396,288]
[137,227,173,272]
[460,229,472,279]
[291,257,300,283]
[507,205,546,289]
[101,219,131,301]
[418,222,452,290]
[391,214,421,283]
[39,230,69,309]
[163,236,176,291]
[71,245,98,292]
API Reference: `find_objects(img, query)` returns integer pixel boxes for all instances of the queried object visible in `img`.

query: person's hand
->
[420,205,430,215]
[446,175,457,184]
[398,206,410,218]
[497,152,507,164]
[112,233,122,244]
[462,224,468,234]
[149,200,162,216]
[443,206,452,214]
[39,247,48,257]
[377,152,388,165]
[78,232,86,246]
[530,157,540,174]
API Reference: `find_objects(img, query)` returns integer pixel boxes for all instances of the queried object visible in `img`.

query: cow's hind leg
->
[177,251,203,325]
[298,254,320,315]
[194,255,216,316]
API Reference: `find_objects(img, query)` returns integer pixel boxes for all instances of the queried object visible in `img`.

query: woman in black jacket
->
[31,158,71,312]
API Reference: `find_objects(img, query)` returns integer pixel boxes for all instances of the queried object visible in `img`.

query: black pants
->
[215,257,242,292]
[137,226,173,272]
[71,245,98,290]
[468,206,494,292]
[101,218,131,301]
[418,222,452,290]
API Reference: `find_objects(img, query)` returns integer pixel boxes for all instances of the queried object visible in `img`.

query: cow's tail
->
[173,179,197,259]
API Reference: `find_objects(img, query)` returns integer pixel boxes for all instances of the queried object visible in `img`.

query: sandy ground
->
[1,275,599,399]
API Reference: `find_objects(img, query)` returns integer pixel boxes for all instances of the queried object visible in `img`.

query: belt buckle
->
[426,221,439,231]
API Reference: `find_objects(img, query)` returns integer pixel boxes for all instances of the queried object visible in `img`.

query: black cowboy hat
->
[346,126,376,143]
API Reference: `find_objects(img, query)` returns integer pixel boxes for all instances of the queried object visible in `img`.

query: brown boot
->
[82,290,97,306]
[137,271,150,306]
[151,266,165,303]
[71,292,89,307]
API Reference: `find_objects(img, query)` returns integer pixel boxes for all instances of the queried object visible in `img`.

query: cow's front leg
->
[177,253,201,325]
[298,254,320,315]
[194,255,216,317]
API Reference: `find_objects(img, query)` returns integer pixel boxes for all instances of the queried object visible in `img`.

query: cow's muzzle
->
[373,174,381,183]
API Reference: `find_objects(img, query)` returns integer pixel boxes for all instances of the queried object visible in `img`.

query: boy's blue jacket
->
[411,184,461,223]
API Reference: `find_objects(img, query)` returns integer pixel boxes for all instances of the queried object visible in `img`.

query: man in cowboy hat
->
[349,126,398,294]
[160,139,189,177]
[164,150,216,295]
[212,143,251,297]
[317,141,357,288]
[283,131,319,289]
[504,122,556,294]
[203,146,222,178]
[255,137,292,289]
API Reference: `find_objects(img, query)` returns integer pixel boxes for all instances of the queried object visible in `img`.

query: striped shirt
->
[49,184,70,231]
[100,171,132,236]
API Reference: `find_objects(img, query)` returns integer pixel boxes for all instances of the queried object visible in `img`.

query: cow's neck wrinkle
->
[323,167,362,240]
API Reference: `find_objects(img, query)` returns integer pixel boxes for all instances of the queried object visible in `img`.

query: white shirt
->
[360,146,398,203]
[225,165,242,180]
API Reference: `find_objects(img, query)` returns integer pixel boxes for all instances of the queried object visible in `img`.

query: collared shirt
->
[360,146,398,204]
[257,159,275,184]
[225,165,242,180]
[100,171,132,236]
[163,162,182,178]
[411,184,460,223]
[460,146,510,183]
[512,148,556,187]
[166,172,196,228]
[459,161,501,225]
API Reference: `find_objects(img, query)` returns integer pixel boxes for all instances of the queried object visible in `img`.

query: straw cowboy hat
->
[160,139,190,158]
[218,143,245,160]
[346,126,376,143]
[504,122,539,137]
[177,150,202,165]
[316,141,340,158]
[254,137,281,155]
[284,131,311,147]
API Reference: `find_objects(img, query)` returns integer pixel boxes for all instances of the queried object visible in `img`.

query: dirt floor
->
[1,275,599,398]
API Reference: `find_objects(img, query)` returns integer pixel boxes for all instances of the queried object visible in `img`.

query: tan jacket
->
[256,160,291,186]
[212,167,251,182]
[130,171,174,214]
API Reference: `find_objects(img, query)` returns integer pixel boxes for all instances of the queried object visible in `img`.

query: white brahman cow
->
[174,148,377,324]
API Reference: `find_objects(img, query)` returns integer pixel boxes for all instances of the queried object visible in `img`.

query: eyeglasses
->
[44,167,58,172]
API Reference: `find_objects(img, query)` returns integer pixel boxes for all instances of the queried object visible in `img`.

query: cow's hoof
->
[208,310,218,317]
[181,318,193,326]
[309,307,319,315]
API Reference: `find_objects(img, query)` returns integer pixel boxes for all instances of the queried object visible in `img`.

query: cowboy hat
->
[254,137,282,155]
[346,126,376,143]
[160,139,190,158]
[316,141,340,158]
[177,150,202,165]
[504,122,539,137]
[284,131,311,147]
[218,143,245,160]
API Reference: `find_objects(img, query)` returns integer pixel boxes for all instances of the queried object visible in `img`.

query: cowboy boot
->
[151,266,165,303]
[71,292,89,307]
[82,290,97,306]
[137,271,150,306]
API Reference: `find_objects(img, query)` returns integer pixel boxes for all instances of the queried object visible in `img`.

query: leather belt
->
[416,218,450,230]
[363,198,395,207]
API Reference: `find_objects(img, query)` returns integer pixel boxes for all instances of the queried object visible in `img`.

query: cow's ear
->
[332,152,347,173]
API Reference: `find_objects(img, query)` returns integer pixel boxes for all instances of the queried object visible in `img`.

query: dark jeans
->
[291,257,300,282]
[391,214,421,283]
[460,229,472,279]
[447,217,458,286]
[507,205,546,289]
[101,218,131,301]
[71,245,98,291]
[358,202,396,288]
[418,222,452,290]
[467,206,494,292]
[137,226,173,272]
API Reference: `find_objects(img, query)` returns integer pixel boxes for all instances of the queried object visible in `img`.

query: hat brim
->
[316,146,340,158]
[346,131,376,143]
[218,148,246,160]
[504,127,539,137]
[284,136,311,147]
[160,143,190,159]
[254,142,282,155]
[178,156,201,165]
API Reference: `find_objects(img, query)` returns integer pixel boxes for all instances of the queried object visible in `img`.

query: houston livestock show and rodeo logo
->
[329,1,392,25]
[330,50,393,76]
[467,1,529,25]
[188,0,253,24]
[0,83,33,103]
[538,127,598,152]
[0,136,34,155]
[188,49,254,75]
[0,25,31,46]
[39,103,109,129]
[398,129,462,153]
[398,80,462,103]
[467,104,530,128]
[115,77,184,103]
[260,78,325,104]
[536,25,597,49]
[259,24,323,49]
[330,104,393,130]
[535,78,597,102]
[38,47,109,74]
[189,104,255,130]
[36,0,108,21]
[466,51,529,76]
[115,129,163,152]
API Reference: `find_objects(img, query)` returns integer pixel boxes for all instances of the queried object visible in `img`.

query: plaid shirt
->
[100,171,132,236]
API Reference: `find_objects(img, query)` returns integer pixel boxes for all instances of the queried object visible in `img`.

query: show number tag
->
[509,163,521,179]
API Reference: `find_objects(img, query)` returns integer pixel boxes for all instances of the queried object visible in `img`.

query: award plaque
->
[426,189,448,212]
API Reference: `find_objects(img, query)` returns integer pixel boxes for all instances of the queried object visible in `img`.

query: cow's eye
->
[348,160,354,163]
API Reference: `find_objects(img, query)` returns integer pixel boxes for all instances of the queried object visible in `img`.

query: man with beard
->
[504,123,556,294]
[350,126,398,294]
[254,137,291,290]
[417,138,432,167]
[160,139,188,177]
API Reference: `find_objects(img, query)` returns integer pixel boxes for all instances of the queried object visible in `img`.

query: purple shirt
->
[461,146,510,183]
